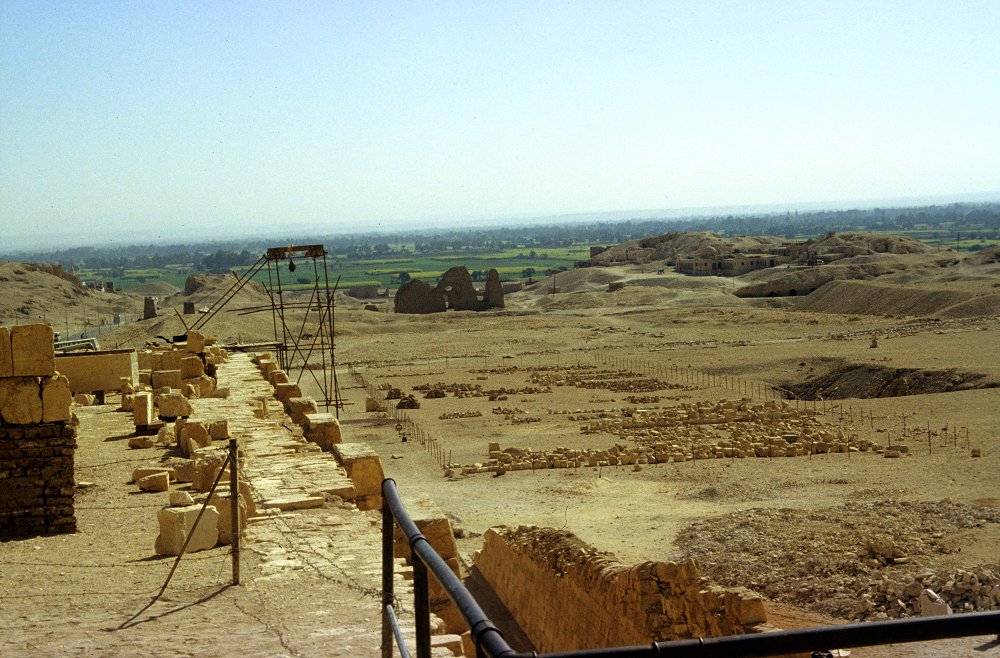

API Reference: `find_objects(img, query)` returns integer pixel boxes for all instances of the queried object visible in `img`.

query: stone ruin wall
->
[394,266,505,314]
[456,399,884,475]
[0,324,76,538]
[475,525,772,653]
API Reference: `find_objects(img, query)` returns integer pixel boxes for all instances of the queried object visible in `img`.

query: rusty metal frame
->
[190,244,343,416]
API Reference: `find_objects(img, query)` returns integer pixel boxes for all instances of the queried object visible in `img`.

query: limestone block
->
[274,382,302,404]
[918,589,952,616]
[133,392,154,426]
[0,377,43,425]
[180,356,205,379]
[154,504,219,555]
[180,421,212,455]
[170,491,194,506]
[185,329,206,353]
[182,383,199,399]
[167,458,197,483]
[334,442,384,510]
[286,396,318,424]
[41,373,72,423]
[137,472,170,492]
[132,467,174,483]
[724,587,767,625]
[209,420,230,440]
[160,350,181,370]
[258,359,277,379]
[155,425,173,446]
[73,393,95,406]
[431,635,464,656]
[156,391,192,418]
[11,324,55,377]
[270,369,289,385]
[138,371,151,386]
[304,412,342,450]
[54,350,139,395]
[201,491,247,545]
[0,326,13,377]
[151,369,183,389]
[191,447,229,492]
[184,374,216,397]
[128,435,154,449]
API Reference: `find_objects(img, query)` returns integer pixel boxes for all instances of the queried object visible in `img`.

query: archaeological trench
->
[1,308,998,655]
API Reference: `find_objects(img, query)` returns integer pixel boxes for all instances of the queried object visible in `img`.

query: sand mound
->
[591,232,786,265]
[0,261,129,332]
[963,246,1000,266]
[130,281,181,296]
[934,292,1000,319]
[625,275,734,290]
[734,263,893,298]
[796,280,982,317]
[515,268,624,295]
[807,231,929,255]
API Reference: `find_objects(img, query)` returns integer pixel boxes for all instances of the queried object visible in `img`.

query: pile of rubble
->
[579,399,883,457]
[438,411,482,420]
[866,568,1000,618]
[410,381,552,399]
[454,399,884,475]
[529,367,687,393]
[675,500,1000,620]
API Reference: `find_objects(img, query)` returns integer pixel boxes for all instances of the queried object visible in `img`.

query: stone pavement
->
[187,352,435,656]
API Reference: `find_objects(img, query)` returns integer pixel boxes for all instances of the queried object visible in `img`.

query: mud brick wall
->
[0,424,77,538]
[475,525,772,653]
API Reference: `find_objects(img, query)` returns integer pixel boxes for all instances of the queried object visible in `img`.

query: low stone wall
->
[475,525,772,653]
[0,424,77,538]
[55,349,139,395]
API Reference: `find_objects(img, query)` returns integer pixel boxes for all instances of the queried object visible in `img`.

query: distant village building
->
[676,253,791,276]
[346,284,386,299]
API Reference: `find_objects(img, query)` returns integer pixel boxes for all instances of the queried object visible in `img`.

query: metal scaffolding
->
[191,244,343,416]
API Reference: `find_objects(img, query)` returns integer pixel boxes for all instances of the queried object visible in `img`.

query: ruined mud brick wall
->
[0,424,77,538]
[0,324,76,538]
[475,526,770,653]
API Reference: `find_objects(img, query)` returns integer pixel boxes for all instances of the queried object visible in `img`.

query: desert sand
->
[1,242,998,656]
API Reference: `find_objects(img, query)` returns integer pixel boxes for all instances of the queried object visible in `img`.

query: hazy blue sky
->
[2,1,999,248]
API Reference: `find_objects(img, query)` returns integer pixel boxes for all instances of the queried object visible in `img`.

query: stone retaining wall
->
[0,424,77,538]
[475,525,772,653]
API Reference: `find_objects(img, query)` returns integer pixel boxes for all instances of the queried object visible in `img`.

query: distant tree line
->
[4,202,998,268]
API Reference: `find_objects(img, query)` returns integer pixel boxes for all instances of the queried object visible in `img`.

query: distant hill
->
[0,261,133,334]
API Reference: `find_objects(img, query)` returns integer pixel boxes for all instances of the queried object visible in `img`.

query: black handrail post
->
[381,489,395,658]
[413,553,432,658]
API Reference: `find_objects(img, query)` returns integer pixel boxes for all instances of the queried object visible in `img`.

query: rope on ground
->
[238,463,384,602]
[77,456,166,468]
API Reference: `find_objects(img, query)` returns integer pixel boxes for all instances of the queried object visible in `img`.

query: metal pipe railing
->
[380,477,1000,658]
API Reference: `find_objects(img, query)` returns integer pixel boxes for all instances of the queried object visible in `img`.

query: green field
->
[75,264,193,292]
[77,245,596,292]
[242,245,593,290]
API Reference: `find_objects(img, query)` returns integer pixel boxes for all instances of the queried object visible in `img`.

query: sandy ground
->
[0,403,387,657]
[2,259,999,656]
